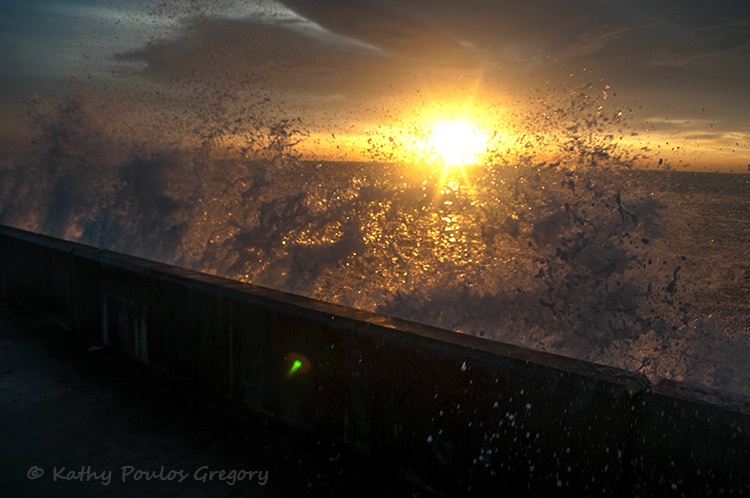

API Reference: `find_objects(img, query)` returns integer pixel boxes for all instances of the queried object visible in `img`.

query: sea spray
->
[1,66,748,397]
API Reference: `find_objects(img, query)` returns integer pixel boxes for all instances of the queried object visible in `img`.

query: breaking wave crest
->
[1,82,749,397]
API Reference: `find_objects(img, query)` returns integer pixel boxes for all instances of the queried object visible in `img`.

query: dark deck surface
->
[0,303,431,497]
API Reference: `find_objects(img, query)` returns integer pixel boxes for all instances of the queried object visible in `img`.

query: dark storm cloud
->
[277,0,473,63]
[0,0,83,86]
[115,3,483,101]
[117,17,400,96]
[124,0,749,91]
[336,0,750,73]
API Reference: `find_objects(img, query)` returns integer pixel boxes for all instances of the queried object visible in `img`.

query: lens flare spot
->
[289,359,303,375]
[285,352,311,377]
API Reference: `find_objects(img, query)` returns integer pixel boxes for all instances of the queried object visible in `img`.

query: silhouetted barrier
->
[1,225,748,496]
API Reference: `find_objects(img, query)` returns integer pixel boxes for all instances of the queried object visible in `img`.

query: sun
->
[427,119,491,167]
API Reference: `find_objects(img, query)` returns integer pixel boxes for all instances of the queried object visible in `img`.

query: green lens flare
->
[289,359,303,376]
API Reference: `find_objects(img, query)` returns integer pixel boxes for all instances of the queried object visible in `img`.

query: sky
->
[1,0,749,171]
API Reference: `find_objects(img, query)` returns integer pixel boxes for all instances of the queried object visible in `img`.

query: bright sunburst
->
[427,119,490,167]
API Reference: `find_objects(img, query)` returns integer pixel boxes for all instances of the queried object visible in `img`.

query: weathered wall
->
[1,225,748,496]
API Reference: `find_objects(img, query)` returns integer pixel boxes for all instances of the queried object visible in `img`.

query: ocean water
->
[0,95,748,398]
[645,170,750,319]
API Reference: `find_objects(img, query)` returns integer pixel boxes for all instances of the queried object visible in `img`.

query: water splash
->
[1,66,748,398]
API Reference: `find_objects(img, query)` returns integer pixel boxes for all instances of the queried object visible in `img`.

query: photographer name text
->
[26,465,269,486]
